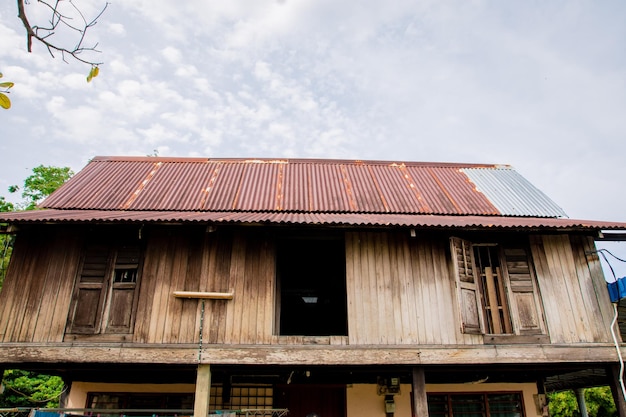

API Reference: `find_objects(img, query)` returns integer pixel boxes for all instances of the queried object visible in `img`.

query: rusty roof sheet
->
[40,156,566,218]
[2,208,626,231]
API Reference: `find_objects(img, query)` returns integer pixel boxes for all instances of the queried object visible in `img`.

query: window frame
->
[67,234,144,336]
[450,236,547,342]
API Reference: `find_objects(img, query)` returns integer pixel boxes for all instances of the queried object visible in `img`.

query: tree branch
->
[16,0,108,67]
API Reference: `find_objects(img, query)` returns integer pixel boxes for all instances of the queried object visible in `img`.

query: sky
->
[1,0,626,276]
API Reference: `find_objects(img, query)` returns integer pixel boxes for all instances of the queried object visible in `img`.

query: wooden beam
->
[173,291,234,300]
[0,343,624,365]
[412,367,428,417]
[194,364,212,417]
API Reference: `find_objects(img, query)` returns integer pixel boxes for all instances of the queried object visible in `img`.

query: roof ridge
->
[90,156,507,168]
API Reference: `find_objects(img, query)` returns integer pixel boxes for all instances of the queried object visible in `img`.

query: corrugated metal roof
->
[1,208,626,230]
[462,167,568,217]
[40,157,566,218]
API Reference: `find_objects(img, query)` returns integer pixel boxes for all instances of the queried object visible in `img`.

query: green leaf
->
[0,92,11,109]
[86,66,99,83]
[0,82,14,89]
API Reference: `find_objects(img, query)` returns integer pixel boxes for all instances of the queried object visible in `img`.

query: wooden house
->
[1,156,626,417]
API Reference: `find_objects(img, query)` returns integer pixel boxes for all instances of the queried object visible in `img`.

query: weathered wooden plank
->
[398,233,419,344]
[258,235,276,344]
[570,235,611,342]
[203,231,221,345]
[407,237,427,344]
[133,229,162,343]
[242,234,261,344]
[178,229,204,344]
[530,235,576,343]
[345,233,361,345]
[373,232,390,344]
[213,231,234,345]
[166,233,191,343]
[0,235,33,341]
[148,231,176,343]
[0,343,622,365]
[225,232,247,344]
[46,233,82,343]
[31,234,65,342]
[17,236,51,341]
[550,235,594,341]
[580,236,617,335]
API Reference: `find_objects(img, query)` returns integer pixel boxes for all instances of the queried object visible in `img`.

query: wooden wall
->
[0,228,81,343]
[0,225,615,347]
[345,231,477,345]
[530,234,614,343]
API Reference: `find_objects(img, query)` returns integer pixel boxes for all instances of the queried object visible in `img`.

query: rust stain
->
[428,167,461,213]
[200,164,221,209]
[397,164,430,213]
[340,165,358,211]
[121,162,162,209]
[275,163,284,211]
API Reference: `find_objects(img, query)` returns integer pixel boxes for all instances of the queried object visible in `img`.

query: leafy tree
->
[0,370,64,408]
[548,387,617,417]
[585,387,617,417]
[0,165,73,285]
[9,165,74,210]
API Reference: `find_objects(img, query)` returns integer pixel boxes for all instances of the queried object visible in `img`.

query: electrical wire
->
[592,248,626,402]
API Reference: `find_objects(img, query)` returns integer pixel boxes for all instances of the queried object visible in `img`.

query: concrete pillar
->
[574,389,588,417]
[194,364,212,417]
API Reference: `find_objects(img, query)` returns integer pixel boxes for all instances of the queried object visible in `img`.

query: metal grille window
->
[428,392,524,417]
[209,384,274,410]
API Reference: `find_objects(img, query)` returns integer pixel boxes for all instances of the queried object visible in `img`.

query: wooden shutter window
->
[68,239,143,336]
[68,245,111,334]
[105,244,141,333]
[450,237,483,334]
[501,247,544,334]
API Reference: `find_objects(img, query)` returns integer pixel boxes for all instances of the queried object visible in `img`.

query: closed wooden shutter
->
[105,243,141,333]
[501,247,544,334]
[68,244,111,334]
[450,237,483,334]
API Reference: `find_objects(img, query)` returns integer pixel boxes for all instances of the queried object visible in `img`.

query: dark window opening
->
[276,235,348,336]
[473,245,513,334]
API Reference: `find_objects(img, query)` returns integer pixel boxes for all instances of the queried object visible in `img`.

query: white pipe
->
[610,303,626,401]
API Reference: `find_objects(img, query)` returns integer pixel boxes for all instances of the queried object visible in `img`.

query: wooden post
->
[194,364,212,417]
[412,367,429,417]
[609,364,626,417]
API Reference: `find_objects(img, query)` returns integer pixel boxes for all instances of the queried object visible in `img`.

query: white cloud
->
[107,23,126,36]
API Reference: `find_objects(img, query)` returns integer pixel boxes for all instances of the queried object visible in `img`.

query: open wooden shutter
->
[105,243,141,333]
[501,247,544,334]
[68,244,111,334]
[450,237,483,334]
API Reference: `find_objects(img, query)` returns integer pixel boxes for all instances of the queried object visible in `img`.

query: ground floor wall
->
[66,381,541,417]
